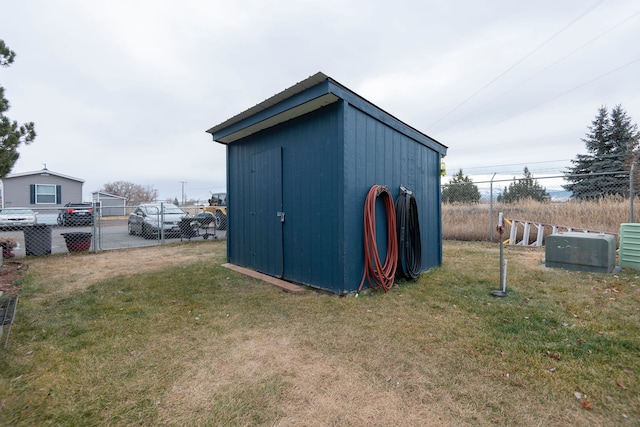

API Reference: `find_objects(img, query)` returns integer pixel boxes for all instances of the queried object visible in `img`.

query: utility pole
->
[180,181,187,205]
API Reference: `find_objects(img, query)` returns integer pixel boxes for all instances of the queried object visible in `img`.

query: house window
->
[31,184,59,204]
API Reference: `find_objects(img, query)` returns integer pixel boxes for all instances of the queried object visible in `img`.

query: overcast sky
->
[2,0,639,202]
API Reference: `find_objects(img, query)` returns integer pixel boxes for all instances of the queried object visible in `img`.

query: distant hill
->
[475,189,572,202]
[547,189,571,201]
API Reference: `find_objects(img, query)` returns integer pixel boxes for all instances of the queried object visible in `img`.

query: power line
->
[450,151,636,177]
[428,0,605,131]
[462,159,572,170]
[451,159,572,174]
[446,56,640,144]
[434,8,640,135]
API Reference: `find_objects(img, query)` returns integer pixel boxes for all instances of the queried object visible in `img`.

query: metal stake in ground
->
[492,212,508,297]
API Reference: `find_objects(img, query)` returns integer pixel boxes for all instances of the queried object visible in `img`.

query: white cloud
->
[2,0,639,199]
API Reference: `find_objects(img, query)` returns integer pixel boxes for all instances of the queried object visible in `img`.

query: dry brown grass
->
[3,240,639,426]
[25,242,222,302]
[443,197,636,242]
[159,329,448,426]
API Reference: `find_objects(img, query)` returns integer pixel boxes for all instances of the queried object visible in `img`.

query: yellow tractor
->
[203,193,227,230]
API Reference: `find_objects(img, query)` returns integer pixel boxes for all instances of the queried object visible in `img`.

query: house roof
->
[206,72,447,153]
[5,168,84,183]
[92,191,127,200]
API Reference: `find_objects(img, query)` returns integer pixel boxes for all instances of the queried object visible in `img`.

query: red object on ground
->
[66,240,91,252]
[61,232,92,252]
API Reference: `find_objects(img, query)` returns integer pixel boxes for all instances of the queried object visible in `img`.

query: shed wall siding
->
[227,103,343,291]
[281,104,342,289]
[92,194,127,216]
[219,76,445,293]
[100,199,127,216]
[342,104,442,290]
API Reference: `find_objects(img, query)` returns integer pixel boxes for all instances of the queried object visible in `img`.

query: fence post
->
[631,164,635,223]
[160,202,165,244]
[93,201,98,252]
[490,172,496,242]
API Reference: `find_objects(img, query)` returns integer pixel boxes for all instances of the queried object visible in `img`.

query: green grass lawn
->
[1,240,639,426]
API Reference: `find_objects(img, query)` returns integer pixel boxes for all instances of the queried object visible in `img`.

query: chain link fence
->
[2,170,637,258]
[0,203,226,260]
[441,170,638,243]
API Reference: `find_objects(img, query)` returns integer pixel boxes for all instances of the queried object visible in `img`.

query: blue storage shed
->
[206,72,447,294]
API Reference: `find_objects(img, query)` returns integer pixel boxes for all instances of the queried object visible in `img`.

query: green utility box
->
[545,232,616,273]
[619,223,640,270]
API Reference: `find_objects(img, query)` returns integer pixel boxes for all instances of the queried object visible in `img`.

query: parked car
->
[57,203,94,226]
[127,204,188,238]
[0,208,38,230]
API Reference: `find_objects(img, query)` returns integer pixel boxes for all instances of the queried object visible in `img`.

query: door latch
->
[277,211,285,223]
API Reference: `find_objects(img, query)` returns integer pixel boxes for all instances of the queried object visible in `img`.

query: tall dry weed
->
[442,196,637,243]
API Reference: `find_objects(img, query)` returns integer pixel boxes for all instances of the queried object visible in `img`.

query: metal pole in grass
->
[492,212,508,297]
[490,173,496,242]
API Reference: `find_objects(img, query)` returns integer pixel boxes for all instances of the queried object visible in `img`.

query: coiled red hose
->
[358,185,398,292]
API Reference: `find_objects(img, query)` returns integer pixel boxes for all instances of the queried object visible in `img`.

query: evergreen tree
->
[0,40,36,178]
[564,105,639,199]
[441,169,481,203]
[497,167,550,203]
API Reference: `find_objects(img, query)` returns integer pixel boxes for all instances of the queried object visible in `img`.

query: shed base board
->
[544,261,611,274]
[222,263,306,293]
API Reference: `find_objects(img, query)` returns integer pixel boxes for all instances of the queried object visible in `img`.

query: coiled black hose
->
[396,186,422,280]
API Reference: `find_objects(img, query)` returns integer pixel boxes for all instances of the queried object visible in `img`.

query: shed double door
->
[247,147,284,277]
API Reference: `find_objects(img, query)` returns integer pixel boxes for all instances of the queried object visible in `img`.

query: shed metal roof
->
[92,191,127,200]
[206,72,447,152]
[207,72,329,138]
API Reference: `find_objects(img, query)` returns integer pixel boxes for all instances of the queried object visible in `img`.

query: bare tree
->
[101,181,158,205]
